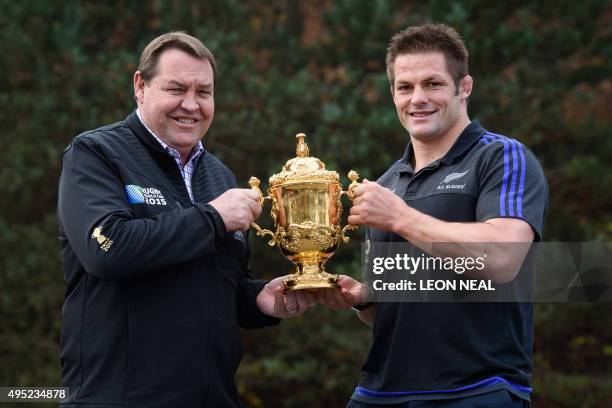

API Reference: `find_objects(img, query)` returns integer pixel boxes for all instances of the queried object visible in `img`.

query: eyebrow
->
[422,75,448,83]
[396,75,448,85]
[165,80,213,89]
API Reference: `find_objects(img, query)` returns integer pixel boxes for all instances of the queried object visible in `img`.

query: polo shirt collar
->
[397,120,486,174]
[397,144,415,174]
[440,120,486,165]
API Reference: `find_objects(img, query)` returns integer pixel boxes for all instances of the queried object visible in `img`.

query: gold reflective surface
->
[249,133,360,290]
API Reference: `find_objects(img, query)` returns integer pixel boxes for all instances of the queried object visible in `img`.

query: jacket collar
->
[125,110,169,157]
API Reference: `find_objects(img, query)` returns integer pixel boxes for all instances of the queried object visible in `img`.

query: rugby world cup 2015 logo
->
[125,185,167,206]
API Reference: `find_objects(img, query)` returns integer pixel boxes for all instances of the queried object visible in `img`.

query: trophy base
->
[284,264,339,291]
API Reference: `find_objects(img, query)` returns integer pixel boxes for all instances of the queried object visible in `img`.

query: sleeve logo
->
[125,185,167,206]
[233,231,246,243]
[92,226,113,252]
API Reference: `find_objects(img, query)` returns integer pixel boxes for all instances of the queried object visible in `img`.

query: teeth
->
[177,117,195,124]
[411,112,432,117]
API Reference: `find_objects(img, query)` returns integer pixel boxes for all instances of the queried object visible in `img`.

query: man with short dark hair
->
[57,31,315,407]
[319,23,548,407]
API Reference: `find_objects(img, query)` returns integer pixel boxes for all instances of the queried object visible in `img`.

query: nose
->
[411,85,428,106]
[180,91,198,112]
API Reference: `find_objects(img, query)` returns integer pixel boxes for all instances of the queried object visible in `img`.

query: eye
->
[197,90,212,97]
[396,84,411,92]
[166,88,184,95]
[427,81,443,88]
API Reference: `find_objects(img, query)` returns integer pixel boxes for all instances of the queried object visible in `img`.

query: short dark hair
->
[386,23,468,88]
[138,31,217,83]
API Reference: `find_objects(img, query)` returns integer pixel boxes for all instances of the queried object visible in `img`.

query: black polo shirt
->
[352,121,548,404]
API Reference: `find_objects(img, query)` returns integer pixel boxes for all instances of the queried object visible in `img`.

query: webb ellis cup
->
[249,133,360,291]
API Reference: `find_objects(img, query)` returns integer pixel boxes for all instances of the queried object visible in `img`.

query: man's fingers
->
[295,291,313,310]
[302,290,317,308]
[273,286,285,313]
[247,197,262,218]
[350,203,362,215]
[348,214,362,225]
[210,188,266,231]
[284,291,299,313]
[337,275,358,290]
[352,184,365,197]
[243,189,261,202]
[322,288,337,307]
[342,286,362,305]
[324,287,349,309]
[352,178,372,197]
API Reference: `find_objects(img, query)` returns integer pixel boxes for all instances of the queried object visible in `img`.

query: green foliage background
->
[1,1,611,407]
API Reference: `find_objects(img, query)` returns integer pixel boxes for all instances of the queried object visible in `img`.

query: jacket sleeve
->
[235,234,281,329]
[57,135,226,280]
[237,278,281,329]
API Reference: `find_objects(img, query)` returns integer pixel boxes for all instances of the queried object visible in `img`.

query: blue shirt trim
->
[480,132,527,218]
[355,376,532,397]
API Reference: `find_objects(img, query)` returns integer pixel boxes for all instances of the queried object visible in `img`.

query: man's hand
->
[256,276,316,319]
[348,179,408,232]
[317,275,366,310]
[209,189,262,231]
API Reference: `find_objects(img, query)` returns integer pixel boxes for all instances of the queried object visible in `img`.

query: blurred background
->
[1,1,611,407]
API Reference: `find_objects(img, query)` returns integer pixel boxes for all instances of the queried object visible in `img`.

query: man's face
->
[134,48,214,158]
[391,52,470,142]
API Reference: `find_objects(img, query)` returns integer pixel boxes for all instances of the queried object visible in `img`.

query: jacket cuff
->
[194,202,226,248]
[241,279,282,328]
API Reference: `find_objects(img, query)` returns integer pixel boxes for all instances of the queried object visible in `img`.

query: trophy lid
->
[269,133,339,187]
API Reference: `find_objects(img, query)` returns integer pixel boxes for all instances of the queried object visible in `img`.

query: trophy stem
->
[284,255,339,291]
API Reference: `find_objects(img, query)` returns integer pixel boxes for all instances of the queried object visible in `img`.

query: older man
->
[57,31,314,407]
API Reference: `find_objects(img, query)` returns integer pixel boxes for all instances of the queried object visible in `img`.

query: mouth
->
[170,116,199,126]
[409,110,437,118]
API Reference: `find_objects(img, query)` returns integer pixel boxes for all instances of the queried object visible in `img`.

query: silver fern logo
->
[443,171,469,184]
[437,171,469,190]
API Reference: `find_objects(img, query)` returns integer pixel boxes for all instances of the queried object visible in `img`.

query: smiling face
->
[134,48,214,160]
[392,52,472,143]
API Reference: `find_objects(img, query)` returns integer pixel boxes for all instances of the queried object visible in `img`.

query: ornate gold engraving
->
[249,133,360,290]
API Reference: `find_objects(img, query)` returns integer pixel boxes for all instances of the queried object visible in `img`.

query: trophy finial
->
[296,133,309,157]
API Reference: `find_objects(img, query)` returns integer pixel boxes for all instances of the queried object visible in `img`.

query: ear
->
[458,75,473,99]
[133,71,146,105]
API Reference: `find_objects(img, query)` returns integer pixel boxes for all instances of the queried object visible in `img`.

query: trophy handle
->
[248,177,277,246]
[342,170,361,200]
[340,170,361,243]
[341,224,359,243]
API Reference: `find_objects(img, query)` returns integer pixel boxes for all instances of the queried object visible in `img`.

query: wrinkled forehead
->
[153,48,214,85]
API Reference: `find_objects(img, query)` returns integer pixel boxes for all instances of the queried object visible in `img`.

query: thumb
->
[341,287,360,304]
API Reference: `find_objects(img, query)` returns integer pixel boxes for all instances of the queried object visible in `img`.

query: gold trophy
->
[249,133,360,291]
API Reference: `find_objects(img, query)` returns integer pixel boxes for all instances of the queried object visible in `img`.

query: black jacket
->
[57,111,279,407]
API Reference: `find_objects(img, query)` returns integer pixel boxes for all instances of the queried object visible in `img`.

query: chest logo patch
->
[125,184,167,206]
[437,170,469,190]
